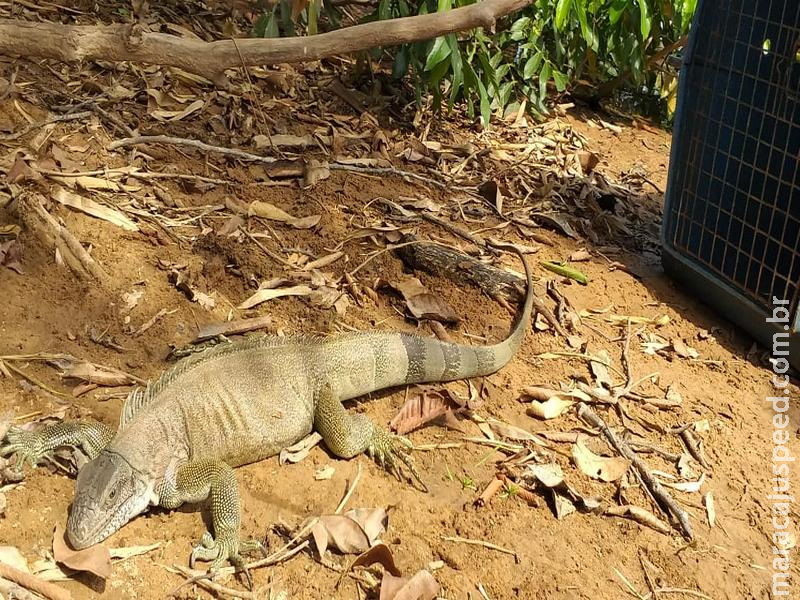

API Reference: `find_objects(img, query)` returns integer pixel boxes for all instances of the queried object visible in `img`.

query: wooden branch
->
[0,0,532,85]
[0,563,72,600]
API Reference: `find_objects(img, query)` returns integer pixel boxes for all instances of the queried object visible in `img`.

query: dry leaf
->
[314,465,335,480]
[303,159,330,188]
[109,543,160,560]
[604,505,671,535]
[380,570,440,600]
[671,338,700,359]
[60,361,138,387]
[279,432,322,465]
[304,251,344,271]
[389,388,464,435]
[0,546,29,572]
[239,284,313,310]
[247,201,320,229]
[151,98,204,122]
[121,289,143,314]
[526,397,573,420]
[0,239,23,274]
[486,418,549,446]
[704,492,715,527]
[405,294,459,324]
[351,543,401,576]
[51,185,138,231]
[520,386,561,401]
[569,249,592,262]
[572,435,631,482]
[590,350,613,389]
[527,463,564,488]
[477,180,503,215]
[53,524,111,579]
[311,508,387,556]
[660,473,705,493]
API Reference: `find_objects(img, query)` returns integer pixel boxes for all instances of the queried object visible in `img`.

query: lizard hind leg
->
[314,383,428,492]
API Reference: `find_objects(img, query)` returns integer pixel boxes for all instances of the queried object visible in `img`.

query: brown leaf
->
[575,151,599,175]
[53,524,111,579]
[51,185,138,231]
[0,239,23,274]
[239,284,312,310]
[520,386,560,402]
[389,388,464,435]
[379,570,440,600]
[6,153,37,183]
[311,508,387,556]
[477,180,503,215]
[60,360,138,387]
[486,418,549,446]
[405,293,459,324]
[303,159,330,188]
[351,543,401,576]
[571,435,630,482]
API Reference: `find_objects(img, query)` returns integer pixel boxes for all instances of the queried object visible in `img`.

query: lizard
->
[1,246,533,579]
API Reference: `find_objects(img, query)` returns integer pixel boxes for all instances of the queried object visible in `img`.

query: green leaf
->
[608,0,626,25]
[553,70,569,92]
[523,52,543,79]
[682,0,697,31]
[637,0,651,38]
[538,62,551,101]
[554,0,573,31]
[446,34,463,109]
[575,0,597,50]
[392,46,410,79]
[540,261,589,285]
[477,79,491,127]
[424,36,452,71]
[428,53,451,86]
[253,8,279,38]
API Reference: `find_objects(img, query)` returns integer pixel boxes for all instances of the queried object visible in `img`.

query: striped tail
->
[395,245,533,385]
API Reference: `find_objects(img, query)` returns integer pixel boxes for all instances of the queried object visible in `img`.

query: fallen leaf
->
[53,523,111,579]
[0,546,29,572]
[7,153,38,183]
[379,570,440,600]
[660,473,705,493]
[520,386,561,401]
[527,462,564,488]
[569,249,592,262]
[477,180,503,215]
[314,465,335,480]
[109,543,160,560]
[279,432,322,465]
[304,251,344,271]
[575,151,599,175]
[247,201,321,229]
[604,505,671,535]
[239,284,313,310]
[151,98,204,122]
[51,185,138,231]
[311,508,387,556]
[303,159,330,188]
[389,388,465,435]
[572,435,631,482]
[486,418,549,446]
[704,492,715,527]
[59,361,138,387]
[0,239,23,274]
[590,350,613,389]
[352,543,401,576]
[121,289,144,314]
[671,338,700,359]
[526,397,573,420]
[405,294,460,323]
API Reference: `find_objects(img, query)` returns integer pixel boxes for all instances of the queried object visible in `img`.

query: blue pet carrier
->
[661,0,800,369]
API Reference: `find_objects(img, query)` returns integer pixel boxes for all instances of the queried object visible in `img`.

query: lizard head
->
[66,450,151,549]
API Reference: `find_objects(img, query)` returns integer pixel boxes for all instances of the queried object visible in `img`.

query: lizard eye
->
[108,489,116,500]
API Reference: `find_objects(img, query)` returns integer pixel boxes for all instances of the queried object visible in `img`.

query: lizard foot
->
[366,428,428,492]
[189,530,265,589]
[0,426,45,473]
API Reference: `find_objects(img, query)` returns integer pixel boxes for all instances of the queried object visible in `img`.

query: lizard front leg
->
[1,420,115,472]
[314,383,427,491]
[157,459,264,584]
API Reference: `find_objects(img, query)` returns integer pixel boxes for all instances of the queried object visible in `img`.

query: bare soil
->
[0,11,795,600]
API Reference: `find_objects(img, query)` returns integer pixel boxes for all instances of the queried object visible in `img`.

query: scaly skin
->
[1,246,533,581]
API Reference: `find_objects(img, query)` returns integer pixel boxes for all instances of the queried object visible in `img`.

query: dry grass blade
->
[442,536,518,562]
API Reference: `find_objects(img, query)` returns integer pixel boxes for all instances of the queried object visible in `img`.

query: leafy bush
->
[255,0,697,125]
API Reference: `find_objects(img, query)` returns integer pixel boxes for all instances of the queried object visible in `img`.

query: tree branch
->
[0,0,532,86]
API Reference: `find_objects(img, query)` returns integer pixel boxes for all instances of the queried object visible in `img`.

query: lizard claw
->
[189,530,264,590]
[366,428,428,492]
[0,426,45,473]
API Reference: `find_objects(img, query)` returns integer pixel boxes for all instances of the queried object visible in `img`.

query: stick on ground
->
[577,403,693,539]
[0,563,72,600]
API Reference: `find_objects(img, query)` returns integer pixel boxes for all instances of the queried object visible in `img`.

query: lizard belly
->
[181,370,315,468]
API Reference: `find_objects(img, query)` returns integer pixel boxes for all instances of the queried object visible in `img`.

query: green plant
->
[391,0,696,124]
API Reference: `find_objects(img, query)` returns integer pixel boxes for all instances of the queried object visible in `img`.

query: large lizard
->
[1,247,533,578]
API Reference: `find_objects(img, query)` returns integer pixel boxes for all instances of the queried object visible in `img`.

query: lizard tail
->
[396,244,534,385]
